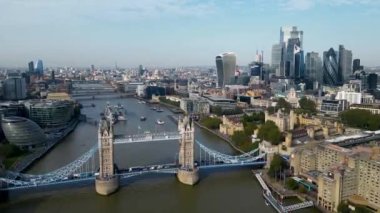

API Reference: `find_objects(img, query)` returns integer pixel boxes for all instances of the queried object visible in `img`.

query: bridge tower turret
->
[95,118,119,195]
[177,116,199,185]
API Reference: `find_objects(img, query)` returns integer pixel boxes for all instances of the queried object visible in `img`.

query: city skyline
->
[1,0,380,67]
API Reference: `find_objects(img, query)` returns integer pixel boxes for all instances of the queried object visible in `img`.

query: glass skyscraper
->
[323,48,340,86]
[271,26,303,78]
[338,45,352,84]
[215,52,236,88]
[271,43,283,76]
[34,59,44,76]
[305,52,323,83]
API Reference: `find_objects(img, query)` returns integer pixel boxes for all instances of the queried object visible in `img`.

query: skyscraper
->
[215,52,236,88]
[353,59,363,72]
[271,26,304,78]
[367,73,378,91]
[271,43,283,76]
[294,50,305,80]
[323,48,340,86]
[3,71,27,100]
[305,52,322,83]
[34,59,43,76]
[284,38,301,78]
[28,61,34,73]
[280,26,303,48]
[338,45,352,84]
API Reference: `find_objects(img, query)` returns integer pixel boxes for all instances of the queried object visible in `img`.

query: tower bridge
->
[0,109,267,194]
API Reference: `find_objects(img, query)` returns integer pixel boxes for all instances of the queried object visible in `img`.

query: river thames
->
[1,97,277,213]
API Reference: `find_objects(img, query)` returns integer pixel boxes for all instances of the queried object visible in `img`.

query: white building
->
[336,91,362,105]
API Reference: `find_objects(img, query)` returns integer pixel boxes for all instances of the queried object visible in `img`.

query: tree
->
[276,98,292,113]
[285,178,298,190]
[337,201,350,213]
[298,185,307,193]
[231,131,250,147]
[268,154,286,178]
[243,122,257,136]
[201,117,222,129]
[298,97,317,115]
[340,109,380,130]
[354,206,371,213]
[257,121,282,145]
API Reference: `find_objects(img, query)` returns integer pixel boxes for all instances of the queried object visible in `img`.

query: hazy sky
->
[1,0,379,68]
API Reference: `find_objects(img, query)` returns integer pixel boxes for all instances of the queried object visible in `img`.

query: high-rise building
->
[323,48,340,86]
[305,52,323,83]
[138,65,145,76]
[294,50,305,80]
[271,43,283,76]
[338,45,353,84]
[367,73,378,91]
[215,52,237,88]
[28,61,34,73]
[272,26,304,78]
[284,38,302,78]
[34,59,44,76]
[280,26,303,48]
[3,72,27,101]
[353,59,362,72]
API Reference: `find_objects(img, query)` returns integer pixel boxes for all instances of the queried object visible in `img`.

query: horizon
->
[1,0,380,68]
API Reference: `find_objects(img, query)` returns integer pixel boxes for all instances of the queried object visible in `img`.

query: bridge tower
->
[95,118,119,195]
[177,116,199,185]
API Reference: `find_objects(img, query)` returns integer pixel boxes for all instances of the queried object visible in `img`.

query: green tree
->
[340,109,380,130]
[201,117,222,129]
[231,131,250,147]
[268,154,286,178]
[354,206,371,213]
[276,98,292,113]
[337,201,350,213]
[0,144,26,158]
[298,97,317,115]
[285,178,299,190]
[243,122,257,136]
[298,185,307,193]
[257,121,282,145]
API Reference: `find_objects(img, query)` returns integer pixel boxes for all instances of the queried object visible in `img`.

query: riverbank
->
[253,171,317,213]
[193,121,246,154]
[8,119,80,173]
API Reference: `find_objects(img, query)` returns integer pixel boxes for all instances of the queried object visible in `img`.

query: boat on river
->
[156,119,165,125]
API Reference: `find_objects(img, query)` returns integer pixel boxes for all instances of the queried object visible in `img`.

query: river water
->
[1,97,276,213]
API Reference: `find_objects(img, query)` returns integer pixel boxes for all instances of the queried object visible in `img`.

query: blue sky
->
[0,0,379,68]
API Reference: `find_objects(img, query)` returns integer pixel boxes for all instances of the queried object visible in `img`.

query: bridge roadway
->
[114,132,180,144]
[1,161,266,191]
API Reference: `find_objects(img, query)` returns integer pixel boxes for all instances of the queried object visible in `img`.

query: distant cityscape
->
[0,26,380,213]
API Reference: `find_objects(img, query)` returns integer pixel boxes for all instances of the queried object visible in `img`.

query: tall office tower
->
[280,26,303,48]
[352,59,363,72]
[323,48,340,86]
[367,73,378,91]
[91,64,95,72]
[273,26,304,78]
[138,65,145,76]
[271,43,283,76]
[294,50,305,80]
[215,52,237,88]
[34,59,44,76]
[3,72,27,101]
[338,45,353,84]
[28,61,34,73]
[249,50,264,79]
[284,38,301,78]
[305,52,323,83]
